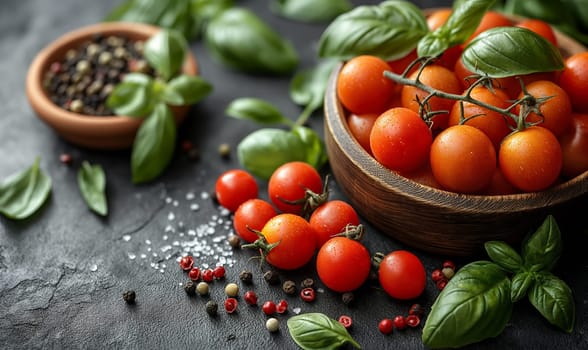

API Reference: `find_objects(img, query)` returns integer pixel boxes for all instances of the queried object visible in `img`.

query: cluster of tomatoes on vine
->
[214,161,427,302]
[339,10,588,195]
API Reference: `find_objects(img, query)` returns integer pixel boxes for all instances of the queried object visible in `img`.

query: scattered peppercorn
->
[265,318,280,333]
[213,266,226,279]
[228,234,241,249]
[59,153,73,165]
[122,290,136,304]
[263,270,280,285]
[224,298,238,314]
[225,283,239,297]
[300,278,315,290]
[442,260,456,270]
[218,143,231,159]
[276,299,288,314]
[300,287,316,302]
[282,280,297,295]
[341,292,355,305]
[378,318,393,335]
[442,267,455,280]
[188,267,201,281]
[202,268,215,282]
[197,281,209,296]
[406,315,421,328]
[205,300,218,316]
[409,303,425,318]
[244,291,258,306]
[179,255,194,271]
[262,300,277,315]
[184,281,197,296]
[338,315,353,329]
[436,279,448,291]
[239,270,253,284]
[393,315,407,330]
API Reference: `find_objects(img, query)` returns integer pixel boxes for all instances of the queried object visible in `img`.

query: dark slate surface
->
[1,0,587,349]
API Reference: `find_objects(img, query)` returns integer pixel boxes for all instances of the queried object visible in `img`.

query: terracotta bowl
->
[324,19,588,256]
[26,22,198,150]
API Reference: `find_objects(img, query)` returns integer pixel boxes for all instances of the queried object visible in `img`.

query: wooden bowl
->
[26,22,198,150]
[324,23,588,257]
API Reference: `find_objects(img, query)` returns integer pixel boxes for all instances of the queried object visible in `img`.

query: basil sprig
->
[77,161,108,216]
[287,313,361,350]
[205,7,299,75]
[318,0,428,61]
[422,215,575,349]
[270,0,352,23]
[107,29,212,183]
[0,158,52,220]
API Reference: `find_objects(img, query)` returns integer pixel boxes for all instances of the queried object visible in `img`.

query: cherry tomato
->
[558,52,588,113]
[370,107,433,173]
[260,213,316,270]
[215,169,258,212]
[309,200,360,247]
[347,113,379,154]
[233,199,277,243]
[316,236,371,293]
[464,11,512,45]
[559,113,588,178]
[430,125,497,194]
[499,126,562,192]
[268,161,323,215]
[378,250,426,300]
[516,19,557,47]
[337,55,397,115]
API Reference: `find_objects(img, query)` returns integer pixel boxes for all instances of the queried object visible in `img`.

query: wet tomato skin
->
[261,213,316,270]
[316,237,371,293]
[378,250,426,300]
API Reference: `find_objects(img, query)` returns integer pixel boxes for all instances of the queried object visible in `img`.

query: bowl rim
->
[25,21,198,137]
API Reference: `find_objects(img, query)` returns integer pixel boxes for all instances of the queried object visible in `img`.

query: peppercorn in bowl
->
[26,22,198,150]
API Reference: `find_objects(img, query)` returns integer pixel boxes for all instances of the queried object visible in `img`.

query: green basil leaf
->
[528,272,575,333]
[422,261,512,349]
[106,74,156,117]
[77,161,108,216]
[318,0,428,61]
[418,0,495,58]
[0,158,51,220]
[511,271,533,302]
[131,104,177,183]
[290,59,338,113]
[461,26,564,78]
[287,312,361,350]
[484,240,523,273]
[163,75,213,105]
[205,8,299,75]
[226,98,291,125]
[270,0,352,23]
[190,0,234,40]
[292,126,328,170]
[144,29,188,80]
[237,128,307,180]
[522,215,562,272]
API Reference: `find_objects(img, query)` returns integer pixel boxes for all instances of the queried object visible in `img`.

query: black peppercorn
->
[228,234,241,249]
[218,143,231,159]
[263,270,280,285]
[206,300,218,316]
[342,292,355,305]
[123,290,136,304]
[300,278,315,290]
[239,270,253,284]
[184,280,196,296]
[282,280,297,295]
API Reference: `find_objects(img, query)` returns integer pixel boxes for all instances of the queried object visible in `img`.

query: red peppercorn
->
[406,315,421,328]
[393,315,407,330]
[338,315,353,329]
[213,266,226,279]
[188,267,201,281]
[436,278,448,291]
[262,301,276,316]
[202,268,214,282]
[300,287,316,302]
[379,318,393,335]
[50,62,62,74]
[431,268,444,282]
[409,303,425,318]
[59,153,73,165]
[244,291,258,306]
[224,298,238,314]
[276,299,288,314]
[179,256,194,271]
[442,260,456,270]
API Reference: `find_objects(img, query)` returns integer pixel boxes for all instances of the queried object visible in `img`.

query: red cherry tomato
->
[559,113,588,178]
[268,161,323,215]
[215,169,258,212]
[378,250,426,300]
[260,213,316,270]
[309,200,360,247]
[233,199,277,243]
[316,236,371,293]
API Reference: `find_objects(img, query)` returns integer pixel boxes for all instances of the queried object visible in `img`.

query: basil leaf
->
[461,26,564,78]
[290,59,338,113]
[418,0,495,58]
[205,8,299,75]
[292,126,328,170]
[190,0,234,40]
[164,75,213,105]
[318,0,428,61]
[422,261,512,349]
[0,158,51,220]
[528,272,575,333]
[484,240,523,273]
[106,74,156,117]
[131,104,177,183]
[237,128,307,180]
[511,271,533,302]
[226,98,291,125]
[77,161,108,216]
[287,312,361,350]
[270,0,352,23]
[144,29,187,81]
[522,215,562,272]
